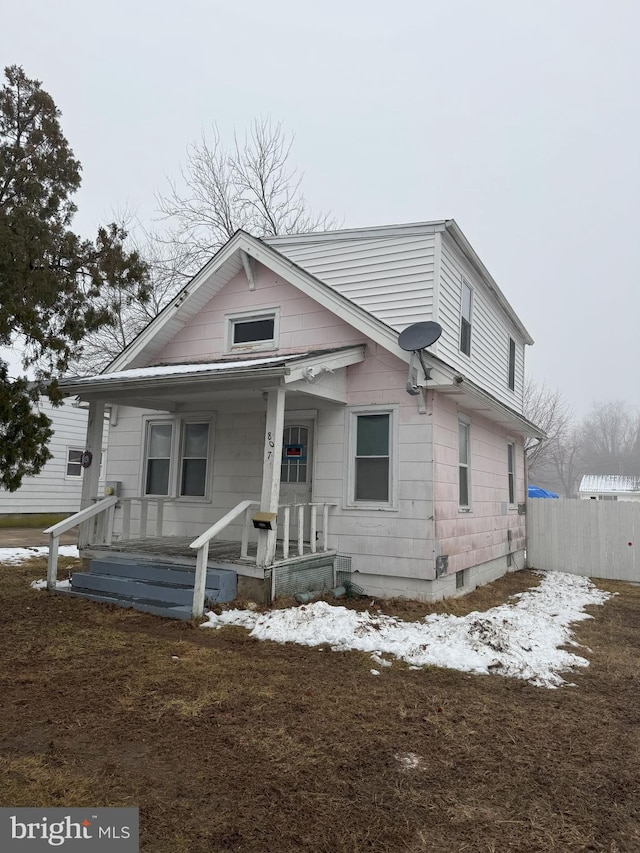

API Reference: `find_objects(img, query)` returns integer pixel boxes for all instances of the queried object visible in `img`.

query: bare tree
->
[548,427,586,496]
[72,120,336,374]
[580,400,640,475]
[155,118,337,276]
[523,379,574,471]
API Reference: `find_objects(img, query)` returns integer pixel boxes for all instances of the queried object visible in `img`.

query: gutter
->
[57,366,291,398]
[448,373,546,439]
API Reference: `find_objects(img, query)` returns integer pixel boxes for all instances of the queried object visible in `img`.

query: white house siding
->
[265,234,436,331]
[436,232,526,411]
[313,346,435,589]
[106,348,437,582]
[0,399,104,516]
[432,393,526,577]
[153,262,367,363]
[107,401,270,542]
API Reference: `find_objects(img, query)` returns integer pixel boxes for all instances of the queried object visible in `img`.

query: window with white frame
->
[460,279,473,356]
[507,440,516,505]
[144,419,213,498]
[66,449,84,477]
[226,309,279,352]
[458,419,471,508]
[180,422,210,497]
[349,410,395,505]
[508,337,516,391]
[144,422,174,496]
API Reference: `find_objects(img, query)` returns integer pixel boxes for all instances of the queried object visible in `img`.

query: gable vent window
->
[233,317,275,345]
[227,309,279,352]
[508,337,516,391]
[460,279,473,356]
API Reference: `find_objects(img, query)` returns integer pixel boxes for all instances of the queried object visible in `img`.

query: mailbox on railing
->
[252,511,277,531]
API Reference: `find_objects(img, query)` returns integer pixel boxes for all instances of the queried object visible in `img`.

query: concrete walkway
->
[0,528,78,548]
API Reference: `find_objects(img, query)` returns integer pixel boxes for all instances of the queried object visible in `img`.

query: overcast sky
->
[2,0,638,415]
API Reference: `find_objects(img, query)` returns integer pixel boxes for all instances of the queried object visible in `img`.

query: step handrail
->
[189,500,260,550]
[43,496,118,590]
[189,500,260,619]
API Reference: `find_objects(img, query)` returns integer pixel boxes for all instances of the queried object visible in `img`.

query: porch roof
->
[57,346,366,403]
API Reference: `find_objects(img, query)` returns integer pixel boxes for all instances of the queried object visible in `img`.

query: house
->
[578,474,640,502]
[47,220,544,618]
[0,398,108,522]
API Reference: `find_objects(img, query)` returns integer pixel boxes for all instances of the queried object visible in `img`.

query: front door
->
[279,421,313,542]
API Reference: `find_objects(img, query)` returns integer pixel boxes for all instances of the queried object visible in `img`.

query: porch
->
[45,496,340,619]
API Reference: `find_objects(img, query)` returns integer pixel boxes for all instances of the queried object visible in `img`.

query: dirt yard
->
[1,556,639,852]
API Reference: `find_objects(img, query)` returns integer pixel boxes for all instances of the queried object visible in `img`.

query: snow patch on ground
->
[396,752,424,771]
[30,578,72,590]
[0,546,79,564]
[202,571,612,688]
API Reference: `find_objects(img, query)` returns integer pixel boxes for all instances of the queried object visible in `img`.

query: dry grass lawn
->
[0,557,639,852]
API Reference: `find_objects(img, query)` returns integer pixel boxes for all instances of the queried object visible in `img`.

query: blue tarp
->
[528,485,559,499]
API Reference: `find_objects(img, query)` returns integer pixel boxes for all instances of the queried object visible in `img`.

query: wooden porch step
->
[87,557,236,598]
[56,588,195,621]
[71,572,225,606]
[64,556,238,619]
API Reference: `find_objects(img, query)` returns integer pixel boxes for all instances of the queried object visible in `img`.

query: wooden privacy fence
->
[527,498,639,582]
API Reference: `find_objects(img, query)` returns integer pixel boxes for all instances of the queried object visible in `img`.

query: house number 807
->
[266,432,275,459]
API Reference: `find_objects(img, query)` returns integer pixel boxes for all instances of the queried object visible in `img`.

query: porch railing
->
[43,496,118,590]
[189,500,260,619]
[188,500,338,618]
[119,497,170,540]
[279,502,338,559]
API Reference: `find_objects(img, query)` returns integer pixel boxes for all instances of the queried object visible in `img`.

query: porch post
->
[78,400,105,548]
[256,387,285,568]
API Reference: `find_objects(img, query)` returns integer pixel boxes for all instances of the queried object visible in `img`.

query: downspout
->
[430,232,442,581]
[523,438,539,569]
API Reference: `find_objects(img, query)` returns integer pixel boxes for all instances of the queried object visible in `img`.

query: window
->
[458,419,470,508]
[508,337,516,390]
[281,425,309,484]
[66,449,83,477]
[180,422,210,497]
[349,411,394,504]
[145,423,173,495]
[233,317,274,345]
[507,441,516,505]
[226,309,279,351]
[143,418,212,498]
[355,414,389,501]
[460,279,473,356]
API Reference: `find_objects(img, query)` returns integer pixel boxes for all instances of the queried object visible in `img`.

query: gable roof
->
[108,220,532,374]
[265,220,533,344]
[107,229,451,385]
[579,474,640,494]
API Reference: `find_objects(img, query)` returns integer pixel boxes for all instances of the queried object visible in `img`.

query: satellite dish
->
[398,322,442,395]
[398,321,442,352]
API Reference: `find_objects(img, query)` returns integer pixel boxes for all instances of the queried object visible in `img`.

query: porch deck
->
[84,536,323,568]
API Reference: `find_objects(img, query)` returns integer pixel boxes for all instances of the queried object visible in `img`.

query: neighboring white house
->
[0,398,108,518]
[578,474,640,502]
[54,220,544,606]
